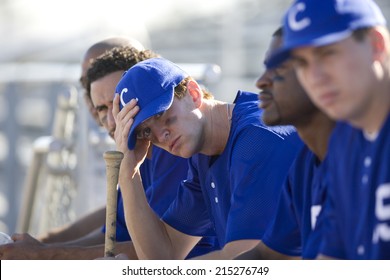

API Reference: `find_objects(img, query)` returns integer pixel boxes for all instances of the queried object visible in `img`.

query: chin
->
[177,150,193,159]
[322,106,347,122]
[177,145,198,158]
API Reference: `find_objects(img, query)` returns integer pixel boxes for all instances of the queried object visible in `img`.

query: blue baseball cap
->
[266,0,386,69]
[115,57,188,150]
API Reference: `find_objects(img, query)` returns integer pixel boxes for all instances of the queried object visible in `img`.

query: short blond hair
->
[174,77,214,100]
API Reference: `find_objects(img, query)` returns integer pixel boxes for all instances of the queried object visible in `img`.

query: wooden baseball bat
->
[103,151,124,257]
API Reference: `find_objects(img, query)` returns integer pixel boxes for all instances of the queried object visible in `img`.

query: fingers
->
[113,96,140,152]
[112,94,120,120]
[115,253,129,260]
[121,98,139,122]
[113,95,139,125]
[11,233,24,242]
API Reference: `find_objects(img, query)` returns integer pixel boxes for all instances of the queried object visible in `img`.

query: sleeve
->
[262,172,302,256]
[144,147,189,217]
[225,127,301,243]
[162,157,216,237]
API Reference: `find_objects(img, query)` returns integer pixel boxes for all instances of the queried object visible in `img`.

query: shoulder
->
[232,90,259,104]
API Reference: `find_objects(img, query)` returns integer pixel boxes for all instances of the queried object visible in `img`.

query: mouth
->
[258,91,273,109]
[169,136,180,152]
[318,91,338,107]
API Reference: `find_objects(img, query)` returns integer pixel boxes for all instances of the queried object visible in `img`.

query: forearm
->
[119,156,179,259]
[44,244,105,260]
[60,228,105,247]
[39,207,106,243]
[49,241,139,260]
[191,240,261,260]
[235,241,301,260]
[11,241,137,260]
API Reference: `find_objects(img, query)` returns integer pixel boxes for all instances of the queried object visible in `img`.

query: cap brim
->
[266,29,356,69]
[127,89,174,150]
[265,48,291,69]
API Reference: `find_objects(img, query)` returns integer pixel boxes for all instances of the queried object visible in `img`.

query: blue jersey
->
[262,146,327,259]
[319,114,390,259]
[162,91,303,247]
[102,146,219,258]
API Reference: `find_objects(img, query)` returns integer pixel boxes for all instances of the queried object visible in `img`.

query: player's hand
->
[112,94,150,169]
[95,253,129,260]
[0,233,45,260]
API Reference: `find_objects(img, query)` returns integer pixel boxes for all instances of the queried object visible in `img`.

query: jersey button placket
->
[361,156,371,186]
[211,181,218,203]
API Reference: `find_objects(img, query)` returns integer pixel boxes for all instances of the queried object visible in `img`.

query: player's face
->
[257,35,317,126]
[135,93,205,158]
[90,71,124,139]
[291,35,375,123]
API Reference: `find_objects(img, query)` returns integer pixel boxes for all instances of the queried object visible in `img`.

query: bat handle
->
[103,151,124,257]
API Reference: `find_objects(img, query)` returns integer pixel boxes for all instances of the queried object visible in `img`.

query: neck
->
[295,112,335,161]
[200,100,232,156]
[350,102,389,135]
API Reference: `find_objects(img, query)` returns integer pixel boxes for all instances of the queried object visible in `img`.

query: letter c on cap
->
[288,2,311,31]
[120,88,128,107]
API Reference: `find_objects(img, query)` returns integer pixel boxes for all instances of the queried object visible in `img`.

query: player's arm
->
[0,232,138,260]
[235,241,300,260]
[56,227,105,246]
[119,155,200,259]
[38,206,106,243]
[113,95,201,259]
[190,239,260,260]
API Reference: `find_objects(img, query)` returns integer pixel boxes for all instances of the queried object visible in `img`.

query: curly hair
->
[86,46,159,98]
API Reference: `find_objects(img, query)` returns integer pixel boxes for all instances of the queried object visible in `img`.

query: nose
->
[256,69,274,91]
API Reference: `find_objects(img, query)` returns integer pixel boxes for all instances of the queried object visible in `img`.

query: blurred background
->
[0,0,389,236]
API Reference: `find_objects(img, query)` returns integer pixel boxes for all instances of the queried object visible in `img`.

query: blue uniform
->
[318,114,390,259]
[262,146,327,259]
[162,91,303,247]
[102,146,219,258]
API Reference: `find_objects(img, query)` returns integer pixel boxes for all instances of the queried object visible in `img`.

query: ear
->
[186,79,203,108]
[369,28,386,61]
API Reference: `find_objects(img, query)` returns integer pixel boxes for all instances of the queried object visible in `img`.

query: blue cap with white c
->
[266,0,387,69]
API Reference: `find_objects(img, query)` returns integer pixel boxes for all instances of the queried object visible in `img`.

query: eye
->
[95,105,107,113]
[272,73,285,82]
[319,48,335,58]
[291,57,307,69]
[136,127,152,140]
[143,127,152,139]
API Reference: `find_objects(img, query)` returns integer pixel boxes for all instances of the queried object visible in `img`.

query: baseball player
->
[267,0,390,259]
[112,57,303,259]
[239,27,335,259]
[87,47,219,259]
